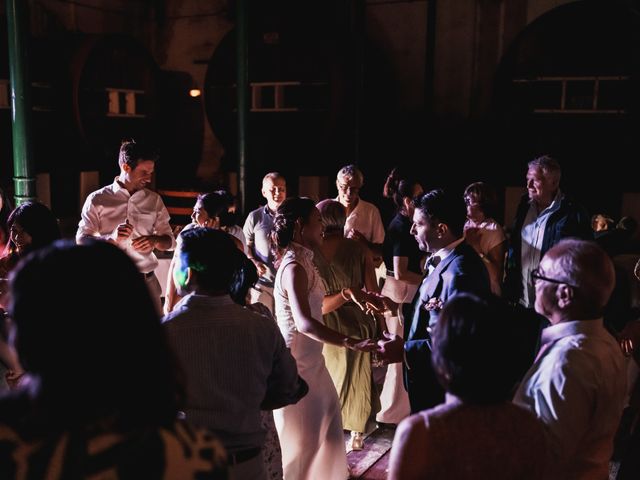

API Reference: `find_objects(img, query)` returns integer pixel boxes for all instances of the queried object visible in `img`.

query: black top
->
[383,212,423,275]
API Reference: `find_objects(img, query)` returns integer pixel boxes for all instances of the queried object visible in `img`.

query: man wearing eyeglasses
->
[514,239,626,480]
[504,155,590,308]
[335,165,385,264]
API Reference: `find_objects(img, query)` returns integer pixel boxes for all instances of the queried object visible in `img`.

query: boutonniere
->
[424,297,444,312]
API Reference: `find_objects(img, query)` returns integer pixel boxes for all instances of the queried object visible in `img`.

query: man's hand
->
[251,259,268,277]
[343,337,378,352]
[131,235,157,254]
[112,221,133,244]
[346,229,366,243]
[365,292,399,316]
[376,331,405,364]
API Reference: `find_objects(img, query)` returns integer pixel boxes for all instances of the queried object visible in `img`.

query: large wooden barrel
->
[158,189,201,228]
[203,1,354,209]
[493,1,640,215]
[0,29,203,215]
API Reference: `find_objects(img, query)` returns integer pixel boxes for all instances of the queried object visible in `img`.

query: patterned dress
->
[0,419,228,479]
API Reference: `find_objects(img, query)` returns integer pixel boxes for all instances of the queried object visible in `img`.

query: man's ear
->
[437,222,449,239]
[556,284,574,309]
[122,163,131,174]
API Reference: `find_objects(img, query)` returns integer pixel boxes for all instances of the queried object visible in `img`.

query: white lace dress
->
[273,243,349,480]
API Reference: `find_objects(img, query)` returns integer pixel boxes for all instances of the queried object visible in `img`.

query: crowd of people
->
[0,141,638,479]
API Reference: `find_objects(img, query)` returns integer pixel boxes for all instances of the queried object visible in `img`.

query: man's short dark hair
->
[432,294,523,404]
[178,228,244,293]
[413,189,465,237]
[118,140,159,169]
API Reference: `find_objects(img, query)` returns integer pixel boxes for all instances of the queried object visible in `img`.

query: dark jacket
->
[504,193,591,303]
[402,241,490,413]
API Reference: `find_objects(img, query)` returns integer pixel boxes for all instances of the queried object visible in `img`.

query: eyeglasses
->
[530,267,578,289]
[337,183,360,194]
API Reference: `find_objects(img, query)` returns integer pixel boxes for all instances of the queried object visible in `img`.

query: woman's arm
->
[162,253,180,315]
[393,256,423,285]
[484,240,507,296]
[283,263,371,349]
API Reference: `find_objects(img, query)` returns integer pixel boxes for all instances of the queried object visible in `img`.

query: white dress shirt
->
[341,198,385,244]
[514,319,626,480]
[426,238,464,275]
[520,191,562,307]
[76,179,175,273]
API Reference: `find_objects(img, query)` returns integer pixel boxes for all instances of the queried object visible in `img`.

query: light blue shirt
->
[520,191,562,307]
[514,319,626,479]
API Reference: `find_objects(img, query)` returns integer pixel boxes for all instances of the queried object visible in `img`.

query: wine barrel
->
[158,189,201,228]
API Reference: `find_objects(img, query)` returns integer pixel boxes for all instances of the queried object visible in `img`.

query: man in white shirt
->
[514,239,626,479]
[335,165,385,271]
[243,172,287,313]
[76,141,175,311]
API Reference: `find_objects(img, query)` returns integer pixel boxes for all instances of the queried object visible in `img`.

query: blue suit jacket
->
[402,241,490,412]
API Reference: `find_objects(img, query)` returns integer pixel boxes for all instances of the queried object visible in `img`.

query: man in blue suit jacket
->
[378,189,490,413]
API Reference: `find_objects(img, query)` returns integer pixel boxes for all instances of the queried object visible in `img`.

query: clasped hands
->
[112,220,157,253]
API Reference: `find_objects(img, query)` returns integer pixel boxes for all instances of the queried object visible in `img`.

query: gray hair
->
[337,164,364,185]
[262,172,285,185]
[528,155,562,183]
[545,239,615,313]
[316,199,346,235]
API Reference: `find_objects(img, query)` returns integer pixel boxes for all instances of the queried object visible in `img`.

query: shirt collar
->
[262,205,276,217]
[432,237,464,264]
[176,293,235,309]
[112,178,129,196]
[530,189,563,215]
[541,318,606,346]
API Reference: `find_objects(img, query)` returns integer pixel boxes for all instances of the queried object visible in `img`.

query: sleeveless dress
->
[273,243,349,480]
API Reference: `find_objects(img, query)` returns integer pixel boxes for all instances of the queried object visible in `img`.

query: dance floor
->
[345,424,396,479]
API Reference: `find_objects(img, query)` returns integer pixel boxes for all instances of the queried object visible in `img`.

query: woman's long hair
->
[4,202,61,257]
[383,168,420,215]
[270,197,316,264]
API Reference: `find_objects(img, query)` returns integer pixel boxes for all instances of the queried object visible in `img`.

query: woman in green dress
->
[314,199,382,451]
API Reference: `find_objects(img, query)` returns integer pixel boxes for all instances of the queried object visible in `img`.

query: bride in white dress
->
[272,198,374,480]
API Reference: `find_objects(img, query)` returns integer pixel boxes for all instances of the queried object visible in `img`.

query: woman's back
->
[391,399,549,480]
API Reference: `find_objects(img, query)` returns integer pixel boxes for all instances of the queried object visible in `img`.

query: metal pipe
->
[6,0,36,206]
[236,0,249,215]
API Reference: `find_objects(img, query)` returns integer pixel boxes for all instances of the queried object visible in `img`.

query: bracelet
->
[340,288,350,301]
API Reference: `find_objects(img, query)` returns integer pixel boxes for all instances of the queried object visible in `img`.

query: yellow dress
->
[314,238,380,432]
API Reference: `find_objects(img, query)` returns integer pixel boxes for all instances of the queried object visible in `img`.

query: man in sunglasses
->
[514,239,626,480]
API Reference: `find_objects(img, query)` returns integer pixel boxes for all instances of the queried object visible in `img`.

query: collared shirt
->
[243,205,277,286]
[76,179,175,273]
[520,191,562,307]
[162,294,304,452]
[426,238,464,275]
[339,198,385,244]
[514,319,626,480]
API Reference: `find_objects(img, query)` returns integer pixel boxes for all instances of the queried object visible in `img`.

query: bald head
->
[541,239,615,315]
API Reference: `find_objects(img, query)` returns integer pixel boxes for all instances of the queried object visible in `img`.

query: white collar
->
[432,237,464,264]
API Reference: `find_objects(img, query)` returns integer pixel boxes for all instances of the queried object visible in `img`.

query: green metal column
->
[236,0,249,215]
[6,0,36,205]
